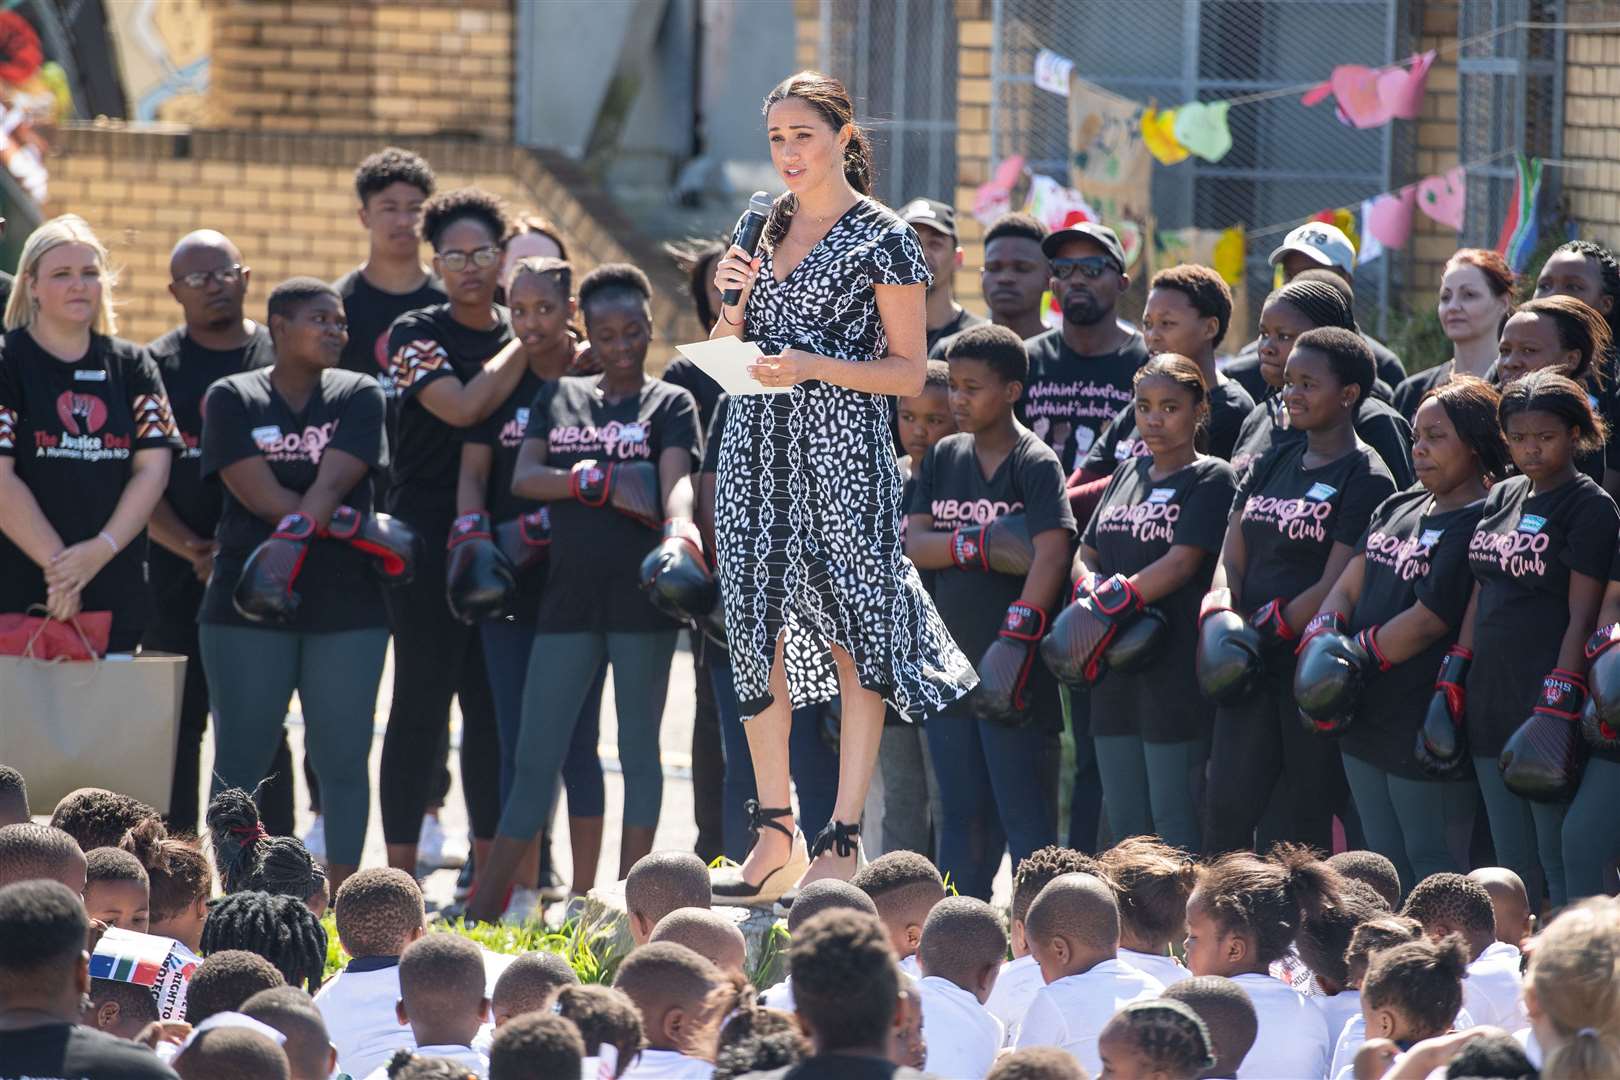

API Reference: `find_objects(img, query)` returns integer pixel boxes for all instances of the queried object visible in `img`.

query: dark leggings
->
[1205,672,1349,854]
[379,512,501,844]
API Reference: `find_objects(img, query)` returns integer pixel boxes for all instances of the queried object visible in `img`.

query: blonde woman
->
[0,215,178,649]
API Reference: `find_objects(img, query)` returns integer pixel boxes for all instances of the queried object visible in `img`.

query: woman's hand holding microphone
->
[713,243,814,388]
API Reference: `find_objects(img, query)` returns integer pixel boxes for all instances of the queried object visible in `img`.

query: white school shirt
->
[900,953,921,979]
[917,975,1004,1079]
[620,1048,715,1078]
[1316,989,1362,1053]
[1230,972,1332,1079]
[314,960,415,1080]
[984,954,1044,1047]
[1464,941,1528,1032]
[1329,1003,1474,1079]
[1014,957,1164,1075]
[362,1042,488,1080]
[1119,947,1191,988]
[760,975,794,1012]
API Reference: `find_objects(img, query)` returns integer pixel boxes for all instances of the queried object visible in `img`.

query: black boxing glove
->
[1294,614,1389,735]
[1040,574,1144,687]
[639,520,718,621]
[494,508,551,575]
[569,459,661,529]
[1416,645,1471,777]
[1249,597,1297,654]
[327,505,420,584]
[1582,624,1620,753]
[445,511,516,624]
[1103,606,1170,675]
[949,514,1034,575]
[233,512,315,624]
[971,601,1048,727]
[1196,601,1264,704]
[1499,669,1589,802]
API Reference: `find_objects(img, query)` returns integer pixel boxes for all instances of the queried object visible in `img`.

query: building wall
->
[1407,0,1462,308]
[1564,24,1620,248]
[953,1,994,311]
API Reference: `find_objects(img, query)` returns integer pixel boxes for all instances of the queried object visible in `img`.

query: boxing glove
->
[494,508,551,574]
[1103,606,1169,675]
[1416,646,1471,777]
[233,512,315,624]
[569,459,661,529]
[949,514,1034,575]
[445,511,516,624]
[327,505,421,584]
[1294,617,1390,735]
[1196,604,1265,704]
[1040,574,1144,687]
[1499,670,1589,802]
[1582,623,1620,752]
[639,520,718,621]
[1249,597,1297,654]
[971,601,1048,727]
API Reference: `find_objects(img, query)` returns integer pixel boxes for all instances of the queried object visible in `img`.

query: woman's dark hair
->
[1548,239,1620,339]
[1499,368,1607,455]
[200,890,328,992]
[1151,264,1235,347]
[1509,295,1613,389]
[421,187,510,251]
[760,71,875,248]
[1192,845,1344,967]
[1103,999,1217,1077]
[578,262,653,314]
[1098,835,1199,947]
[1420,374,1513,483]
[1292,326,1376,411]
[1363,935,1470,1039]
[511,213,570,262]
[1269,278,1357,333]
[667,237,727,327]
[205,788,325,901]
[1445,248,1517,299]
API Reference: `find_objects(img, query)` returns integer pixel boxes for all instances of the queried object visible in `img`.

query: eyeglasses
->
[175,264,243,289]
[1050,256,1117,281]
[439,247,501,272]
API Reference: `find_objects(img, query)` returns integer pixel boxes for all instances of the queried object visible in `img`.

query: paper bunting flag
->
[1035,49,1075,97]
[1311,207,1361,255]
[1365,186,1416,249]
[973,154,1026,226]
[1174,101,1233,162]
[1417,165,1466,231]
[1141,106,1189,165]
[1496,154,1544,273]
[1023,172,1097,233]
[1302,51,1436,129]
[1212,226,1246,285]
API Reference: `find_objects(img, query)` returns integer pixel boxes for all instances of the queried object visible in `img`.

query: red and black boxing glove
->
[327,506,420,584]
[445,511,516,624]
[639,520,718,622]
[1196,595,1264,705]
[1416,645,1471,776]
[1039,574,1144,687]
[569,459,661,528]
[971,601,1048,727]
[494,508,551,575]
[1293,614,1390,735]
[1249,597,1297,654]
[1499,669,1589,802]
[1582,623,1620,753]
[949,514,1034,576]
[233,512,315,624]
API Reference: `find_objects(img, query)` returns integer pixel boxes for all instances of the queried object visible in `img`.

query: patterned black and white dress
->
[715,196,978,719]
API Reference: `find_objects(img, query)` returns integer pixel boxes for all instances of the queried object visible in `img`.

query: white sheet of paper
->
[674,337,793,395]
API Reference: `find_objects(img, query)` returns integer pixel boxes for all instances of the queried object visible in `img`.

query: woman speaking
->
[707,71,976,902]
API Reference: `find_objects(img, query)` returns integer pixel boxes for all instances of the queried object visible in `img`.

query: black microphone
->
[722,190,774,307]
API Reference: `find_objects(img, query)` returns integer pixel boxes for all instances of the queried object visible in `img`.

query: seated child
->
[201,891,326,993]
[1014,871,1164,1073]
[850,851,946,977]
[1325,850,1401,910]
[625,852,711,946]
[783,910,914,1076]
[1401,872,1528,1032]
[472,951,580,1055]
[1098,998,1218,1080]
[650,908,747,982]
[713,1007,807,1080]
[1181,846,1339,1079]
[242,985,340,1080]
[1099,836,1196,987]
[1467,866,1533,947]
[986,846,1103,1045]
[557,984,642,1080]
[129,830,211,954]
[759,878,879,1013]
[187,950,286,1023]
[87,976,161,1039]
[314,868,428,1078]
[488,1012,584,1080]
[985,1047,1088,1080]
[206,788,327,915]
[84,847,151,932]
[363,934,491,1080]
[1325,916,1427,1079]
[50,788,163,851]
[613,941,726,1079]
[0,822,87,892]
[915,896,1007,1077]
[1295,880,1388,1046]
[1355,936,1469,1073]
[173,1025,291,1080]
[0,764,28,826]
[1160,975,1259,1079]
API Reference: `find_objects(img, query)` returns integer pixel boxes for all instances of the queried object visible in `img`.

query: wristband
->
[98,531,119,556]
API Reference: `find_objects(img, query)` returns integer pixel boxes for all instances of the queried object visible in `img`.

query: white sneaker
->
[417,814,466,871]
[301,815,327,863]
[501,886,543,926]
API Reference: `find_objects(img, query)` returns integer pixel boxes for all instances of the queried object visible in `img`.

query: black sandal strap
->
[810,819,860,859]
[744,799,796,841]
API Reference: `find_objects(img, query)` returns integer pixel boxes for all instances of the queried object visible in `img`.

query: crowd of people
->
[5,61,1620,1077]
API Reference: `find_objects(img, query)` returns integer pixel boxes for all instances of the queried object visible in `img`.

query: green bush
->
[320,912,623,985]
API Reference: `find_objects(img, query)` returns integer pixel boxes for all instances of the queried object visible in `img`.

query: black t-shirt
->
[1339,489,1484,778]
[660,355,724,435]
[1083,455,1236,741]
[926,306,989,356]
[1229,393,1415,489]
[200,367,390,631]
[0,1022,179,1079]
[0,330,181,644]
[145,324,276,609]
[466,368,551,622]
[701,393,729,475]
[1020,328,1149,472]
[333,268,447,388]
[1079,375,1255,477]
[525,374,700,633]
[1392,362,1452,423]
[1234,440,1396,613]
[1466,473,1619,756]
[386,303,513,522]
[909,428,1075,723]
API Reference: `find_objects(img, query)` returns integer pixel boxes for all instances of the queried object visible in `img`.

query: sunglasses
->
[438,246,501,272]
[1051,255,1117,281]
[175,264,243,289]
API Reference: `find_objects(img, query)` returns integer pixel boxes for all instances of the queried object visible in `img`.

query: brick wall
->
[205,0,513,139]
[1563,24,1620,247]
[953,1,994,309]
[44,127,701,350]
[1406,1,1462,310]
[793,0,819,70]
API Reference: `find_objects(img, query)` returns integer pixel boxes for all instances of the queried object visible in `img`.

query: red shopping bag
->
[0,609,112,660]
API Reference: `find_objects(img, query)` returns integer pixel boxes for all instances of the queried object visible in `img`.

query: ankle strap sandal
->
[745,799,796,841]
[809,818,861,859]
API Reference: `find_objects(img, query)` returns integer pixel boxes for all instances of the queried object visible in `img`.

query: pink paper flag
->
[973,154,1026,225]
[1416,165,1466,231]
[1308,51,1436,128]
[1387,51,1436,120]
[1365,186,1417,249]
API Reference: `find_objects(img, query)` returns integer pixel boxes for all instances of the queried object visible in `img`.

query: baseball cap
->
[1041,222,1126,273]
[1269,222,1356,274]
[900,198,957,238]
